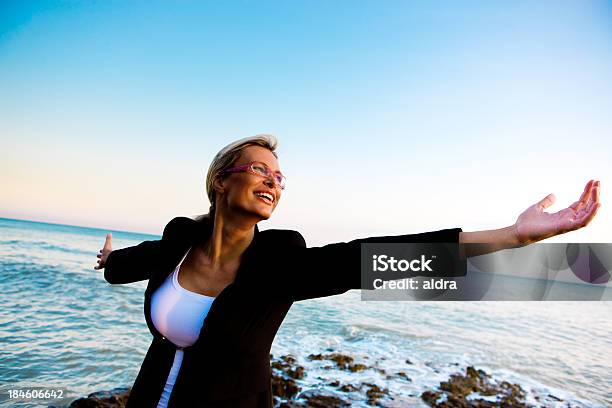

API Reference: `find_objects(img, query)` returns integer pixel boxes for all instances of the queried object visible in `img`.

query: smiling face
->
[213,145,283,221]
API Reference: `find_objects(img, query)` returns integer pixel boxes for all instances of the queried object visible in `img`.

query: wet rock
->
[307,352,371,373]
[281,355,296,364]
[63,355,536,408]
[270,355,305,383]
[421,366,528,408]
[270,355,303,399]
[349,363,368,372]
[272,353,392,407]
[386,371,411,381]
[271,372,301,400]
[298,389,351,407]
[421,390,443,406]
[338,383,360,393]
[62,387,130,408]
[361,382,390,406]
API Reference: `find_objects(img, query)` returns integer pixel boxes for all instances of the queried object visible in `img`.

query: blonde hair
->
[200,134,278,218]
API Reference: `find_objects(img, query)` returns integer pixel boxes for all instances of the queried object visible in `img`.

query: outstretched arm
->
[261,180,601,301]
[259,227,463,301]
[98,217,188,284]
[458,179,601,259]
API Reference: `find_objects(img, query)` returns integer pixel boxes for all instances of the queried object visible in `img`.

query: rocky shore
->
[53,352,567,407]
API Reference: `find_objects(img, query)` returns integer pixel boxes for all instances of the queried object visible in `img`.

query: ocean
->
[0,217,610,407]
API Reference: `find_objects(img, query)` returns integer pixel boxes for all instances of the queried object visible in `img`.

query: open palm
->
[514,179,601,245]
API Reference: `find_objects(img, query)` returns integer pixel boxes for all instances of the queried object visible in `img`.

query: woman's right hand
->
[94,233,113,270]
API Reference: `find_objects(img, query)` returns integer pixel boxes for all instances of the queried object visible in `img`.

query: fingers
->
[574,180,595,211]
[95,233,113,270]
[537,193,556,210]
[569,179,600,213]
[582,179,594,200]
[571,180,594,211]
[94,257,105,269]
[573,184,601,228]
[582,180,601,213]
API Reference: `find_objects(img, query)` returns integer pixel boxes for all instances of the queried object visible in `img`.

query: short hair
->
[204,134,278,215]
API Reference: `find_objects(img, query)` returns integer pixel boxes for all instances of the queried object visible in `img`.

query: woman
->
[94,135,600,407]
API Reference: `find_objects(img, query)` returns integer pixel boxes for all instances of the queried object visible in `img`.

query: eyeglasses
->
[221,161,286,190]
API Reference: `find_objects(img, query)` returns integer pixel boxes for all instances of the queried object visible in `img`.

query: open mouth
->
[254,192,274,205]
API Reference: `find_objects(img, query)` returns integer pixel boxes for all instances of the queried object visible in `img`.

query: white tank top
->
[150,247,216,408]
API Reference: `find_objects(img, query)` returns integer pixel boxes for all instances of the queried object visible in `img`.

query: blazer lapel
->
[143,216,261,342]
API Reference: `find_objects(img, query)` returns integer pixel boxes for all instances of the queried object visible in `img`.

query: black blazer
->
[104,216,463,407]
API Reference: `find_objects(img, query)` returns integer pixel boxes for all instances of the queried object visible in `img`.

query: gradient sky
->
[1,0,611,245]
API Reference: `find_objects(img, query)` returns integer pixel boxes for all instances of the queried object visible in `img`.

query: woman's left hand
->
[513,179,601,246]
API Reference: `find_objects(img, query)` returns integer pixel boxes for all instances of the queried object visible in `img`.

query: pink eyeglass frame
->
[222,161,286,190]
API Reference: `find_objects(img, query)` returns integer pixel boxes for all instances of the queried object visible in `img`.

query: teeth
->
[255,192,274,203]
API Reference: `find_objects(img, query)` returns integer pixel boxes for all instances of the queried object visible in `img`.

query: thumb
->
[103,233,113,251]
[537,193,556,210]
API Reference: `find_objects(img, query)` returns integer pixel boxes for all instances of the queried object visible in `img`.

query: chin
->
[245,205,273,221]
[258,208,273,220]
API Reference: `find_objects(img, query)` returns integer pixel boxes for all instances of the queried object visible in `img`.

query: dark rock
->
[349,363,368,372]
[420,366,528,408]
[421,390,442,406]
[271,354,306,380]
[66,387,130,408]
[387,371,411,382]
[338,384,360,393]
[271,372,301,399]
[298,390,351,407]
[329,353,353,369]
[308,352,353,369]
[281,355,297,365]
[362,383,389,406]
[63,356,534,408]
[307,352,370,372]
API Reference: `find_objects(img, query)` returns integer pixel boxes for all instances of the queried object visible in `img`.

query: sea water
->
[0,218,610,407]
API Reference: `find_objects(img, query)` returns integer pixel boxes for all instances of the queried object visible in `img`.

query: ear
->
[212,176,226,196]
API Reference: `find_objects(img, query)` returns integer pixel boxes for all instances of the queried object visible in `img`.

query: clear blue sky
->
[1,0,610,244]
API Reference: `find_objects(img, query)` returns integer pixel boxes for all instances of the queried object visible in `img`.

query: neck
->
[201,209,256,271]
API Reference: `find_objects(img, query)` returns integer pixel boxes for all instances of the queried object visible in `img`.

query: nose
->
[264,178,275,188]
